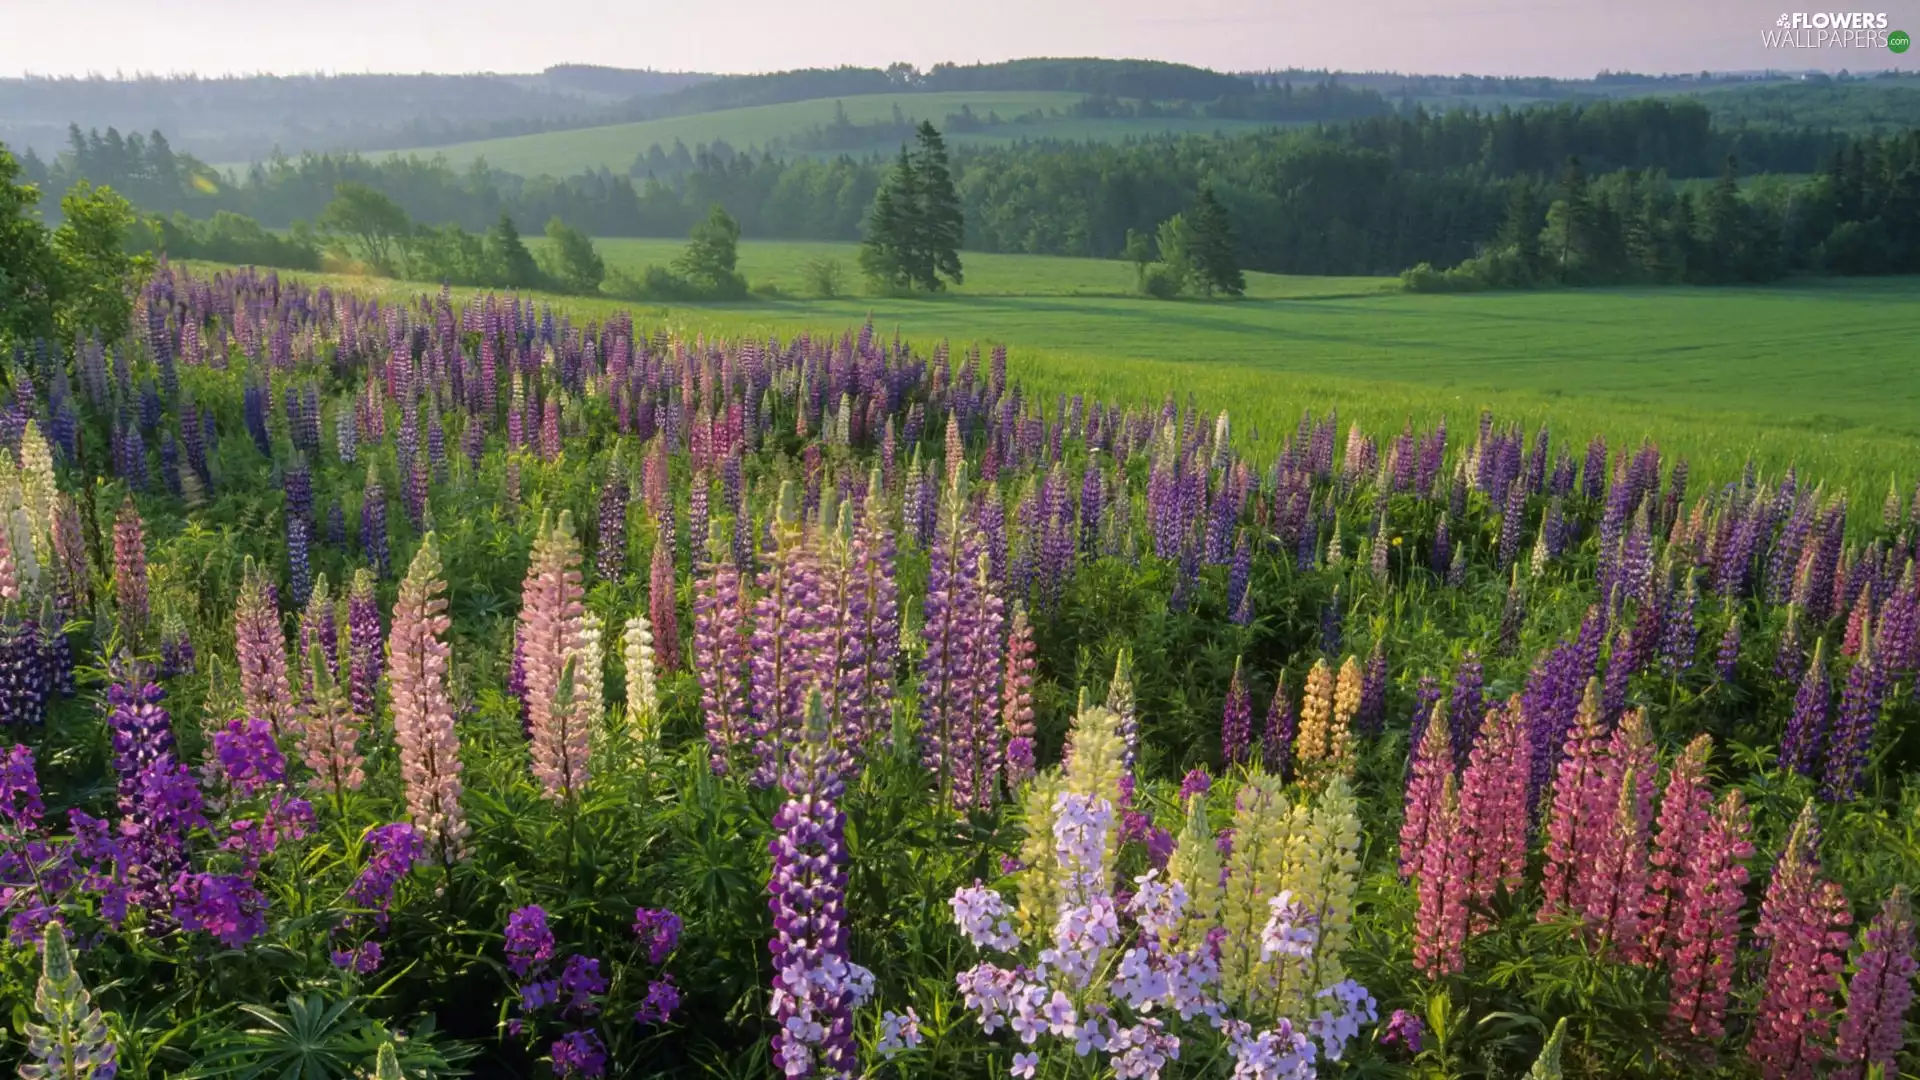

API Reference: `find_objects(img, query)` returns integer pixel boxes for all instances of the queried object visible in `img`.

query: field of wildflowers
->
[0,262,1915,1079]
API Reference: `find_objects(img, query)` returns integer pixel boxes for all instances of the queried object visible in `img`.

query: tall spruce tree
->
[1186,184,1244,297]
[859,123,963,292]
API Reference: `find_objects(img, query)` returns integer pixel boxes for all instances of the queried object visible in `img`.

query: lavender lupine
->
[596,468,629,582]
[387,535,467,864]
[233,561,299,742]
[749,487,829,787]
[1833,885,1916,1080]
[767,700,872,1079]
[112,497,148,638]
[520,513,589,802]
[693,545,750,774]
[1002,604,1037,788]
[1750,803,1853,1080]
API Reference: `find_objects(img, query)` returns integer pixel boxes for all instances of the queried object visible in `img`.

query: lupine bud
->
[1001,605,1037,787]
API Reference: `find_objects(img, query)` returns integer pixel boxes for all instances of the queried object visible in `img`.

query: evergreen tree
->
[859,147,919,291]
[909,121,964,290]
[1495,182,1543,283]
[485,213,542,289]
[1186,184,1245,297]
[1542,156,1594,283]
[543,216,606,294]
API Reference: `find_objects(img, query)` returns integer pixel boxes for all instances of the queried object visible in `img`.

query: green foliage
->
[543,216,606,294]
[141,211,322,270]
[0,142,60,346]
[672,204,745,298]
[484,213,544,289]
[1185,185,1244,297]
[187,995,470,1080]
[797,256,846,298]
[317,182,411,272]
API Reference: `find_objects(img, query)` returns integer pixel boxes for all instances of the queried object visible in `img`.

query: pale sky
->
[2,0,1916,78]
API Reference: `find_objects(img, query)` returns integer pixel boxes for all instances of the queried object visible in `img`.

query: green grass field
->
[197,244,1920,499]
[366,91,1278,177]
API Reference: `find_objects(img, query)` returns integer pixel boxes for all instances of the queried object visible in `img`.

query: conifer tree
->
[1187,184,1244,297]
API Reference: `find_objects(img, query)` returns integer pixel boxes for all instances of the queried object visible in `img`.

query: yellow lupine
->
[1295,658,1343,777]
[1217,771,1300,1012]
[1165,791,1222,949]
[17,422,55,566]
[1273,775,1363,1016]
[1331,655,1361,755]
[1012,773,1065,938]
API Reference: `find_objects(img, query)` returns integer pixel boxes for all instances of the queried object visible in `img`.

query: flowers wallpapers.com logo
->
[1763,11,1907,48]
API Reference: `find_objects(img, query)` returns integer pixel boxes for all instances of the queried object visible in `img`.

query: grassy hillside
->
[197,247,1920,495]
[371,91,1277,177]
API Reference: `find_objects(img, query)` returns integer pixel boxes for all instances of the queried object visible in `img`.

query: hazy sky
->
[3,0,1916,78]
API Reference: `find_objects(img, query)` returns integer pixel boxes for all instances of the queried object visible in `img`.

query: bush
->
[1141,263,1187,299]
[799,257,846,298]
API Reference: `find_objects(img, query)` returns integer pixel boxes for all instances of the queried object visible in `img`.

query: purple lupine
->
[1496,481,1526,572]
[1833,885,1916,1080]
[1358,639,1388,737]
[346,570,383,722]
[1320,584,1343,657]
[106,680,173,804]
[767,700,870,1079]
[1780,638,1831,777]
[1227,530,1253,626]
[918,477,1005,810]
[596,468,630,583]
[0,620,50,728]
[361,464,390,579]
[1220,657,1252,766]
[749,489,829,788]
[1821,643,1885,802]
[1715,614,1742,682]
[1262,673,1296,781]
[1448,653,1483,765]
[839,474,899,753]
[287,516,313,610]
[1431,515,1451,579]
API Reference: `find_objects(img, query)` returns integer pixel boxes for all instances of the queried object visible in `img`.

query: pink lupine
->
[692,551,750,774]
[0,526,17,604]
[649,523,681,671]
[1540,679,1607,921]
[234,560,299,742]
[1750,803,1854,1080]
[1399,700,1452,880]
[387,534,467,863]
[297,643,365,801]
[1641,734,1714,966]
[1456,698,1530,929]
[1584,765,1651,955]
[113,497,149,636]
[1002,604,1037,787]
[1412,773,1468,978]
[1834,885,1916,1080]
[1220,657,1252,767]
[519,512,589,802]
[1665,789,1753,1044]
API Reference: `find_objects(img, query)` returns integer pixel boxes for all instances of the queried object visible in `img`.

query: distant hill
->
[0,67,713,162]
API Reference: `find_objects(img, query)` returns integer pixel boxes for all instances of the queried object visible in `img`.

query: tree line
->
[17,95,1918,284]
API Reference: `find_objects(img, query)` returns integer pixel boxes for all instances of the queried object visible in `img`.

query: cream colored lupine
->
[1013,702,1129,936]
[575,611,605,720]
[1164,790,1223,949]
[16,422,55,570]
[1218,771,1299,1012]
[0,473,33,593]
[1295,658,1337,775]
[1274,775,1363,1016]
[622,612,659,746]
[1012,773,1066,939]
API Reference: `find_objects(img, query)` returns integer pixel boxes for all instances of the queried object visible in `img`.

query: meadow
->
[287,239,1920,497]
[362,91,1278,177]
[1,256,1916,1080]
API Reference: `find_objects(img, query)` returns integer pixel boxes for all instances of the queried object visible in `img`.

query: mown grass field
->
[370,91,1278,177]
[198,244,1920,501]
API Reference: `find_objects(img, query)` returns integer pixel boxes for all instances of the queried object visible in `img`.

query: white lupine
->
[622,612,658,743]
